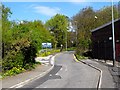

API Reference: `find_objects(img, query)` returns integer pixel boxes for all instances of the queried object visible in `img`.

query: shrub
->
[75,54,88,60]
[21,43,37,66]
[2,67,25,77]
[23,63,36,71]
[67,47,76,51]
[37,49,60,57]
[2,51,24,72]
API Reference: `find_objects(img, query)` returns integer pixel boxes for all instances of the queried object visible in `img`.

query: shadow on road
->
[21,65,62,88]
[49,65,62,80]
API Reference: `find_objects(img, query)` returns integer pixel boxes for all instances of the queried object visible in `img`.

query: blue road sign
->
[42,43,52,48]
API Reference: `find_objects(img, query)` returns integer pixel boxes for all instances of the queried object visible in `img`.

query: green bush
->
[2,51,24,72]
[67,47,76,51]
[2,67,25,77]
[2,5,54,77]
[54,49,60,53]
[76,54,88,60]
[22,44,37,66]
[37,49,60,57]
[35,62,41,65]
[23,63,36,71]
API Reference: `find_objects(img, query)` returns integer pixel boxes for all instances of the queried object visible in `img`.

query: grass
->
[1,61,41,79]
[75,54,88,61]
[1,67,26,78]
[1,49,59,78]
[37,49,60,57]
[67,47,76,51]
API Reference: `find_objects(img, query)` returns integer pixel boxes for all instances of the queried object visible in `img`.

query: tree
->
[72,6,119,55]
[2,4,12,58]
[67,31,76,48]
[2,4,54,72]
[95,5,119,28]
[0,3,2,63]
[119,1,120,17]
[72,7,95,54]
[45,14,69,48]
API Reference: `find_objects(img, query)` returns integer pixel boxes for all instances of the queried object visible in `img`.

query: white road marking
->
[60,67,63,71]
[9,53,61,88]
[49,74,52,77]
[55,73,59,75]
[43,86,47,88]
[64,65,68,72]
[16,85,24,88]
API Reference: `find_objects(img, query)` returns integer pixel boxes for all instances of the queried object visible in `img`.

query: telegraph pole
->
[74,21,77,47]
[66,30,67,51]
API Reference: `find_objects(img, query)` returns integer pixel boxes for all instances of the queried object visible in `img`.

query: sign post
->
[42,43,52,55]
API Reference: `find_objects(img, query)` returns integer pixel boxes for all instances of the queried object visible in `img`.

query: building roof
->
[91,18,120,32]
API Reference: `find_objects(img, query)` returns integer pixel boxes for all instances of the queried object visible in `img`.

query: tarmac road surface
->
[22,51,100,88]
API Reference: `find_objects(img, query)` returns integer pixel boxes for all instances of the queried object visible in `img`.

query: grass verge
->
[1,62,41,79]
[37,49,60,57]
[75,54,88,61]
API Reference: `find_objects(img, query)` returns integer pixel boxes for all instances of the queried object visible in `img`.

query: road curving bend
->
[21,51,101,88]
[73,54,102,89]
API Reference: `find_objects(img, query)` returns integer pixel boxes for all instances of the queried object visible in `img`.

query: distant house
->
[91,18,120,61]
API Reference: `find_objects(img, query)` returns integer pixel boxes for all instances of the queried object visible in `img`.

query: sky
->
[2,2,119,23]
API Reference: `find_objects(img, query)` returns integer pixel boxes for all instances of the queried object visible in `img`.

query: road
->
[22,51,100,88]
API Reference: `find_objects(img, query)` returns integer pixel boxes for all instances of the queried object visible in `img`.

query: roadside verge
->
[2,53,60,88]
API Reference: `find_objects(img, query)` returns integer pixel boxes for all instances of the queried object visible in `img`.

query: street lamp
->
[95,16,98,19]
[112,0,116,66]
[71,41,73,47]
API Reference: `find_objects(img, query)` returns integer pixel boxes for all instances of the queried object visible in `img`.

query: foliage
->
[67,31,76,48]
[2,3,119,77]
[75,54,88,60]
[37,49,60,57]
[2,67,25,77]
[2,51,24,71]
[119,2,120,17]
[1,62,41,78]
[72,7,95,51]
[67,47,76,51]
[0,4,1,65]
[23,63,36,71]
[2,4,53,76]
[45,14,69,48]
[72,6,119,55]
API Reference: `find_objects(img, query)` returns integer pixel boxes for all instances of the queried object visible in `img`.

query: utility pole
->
[66,30,67,51]
[74,21,77,47]
[112,0,116,67]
